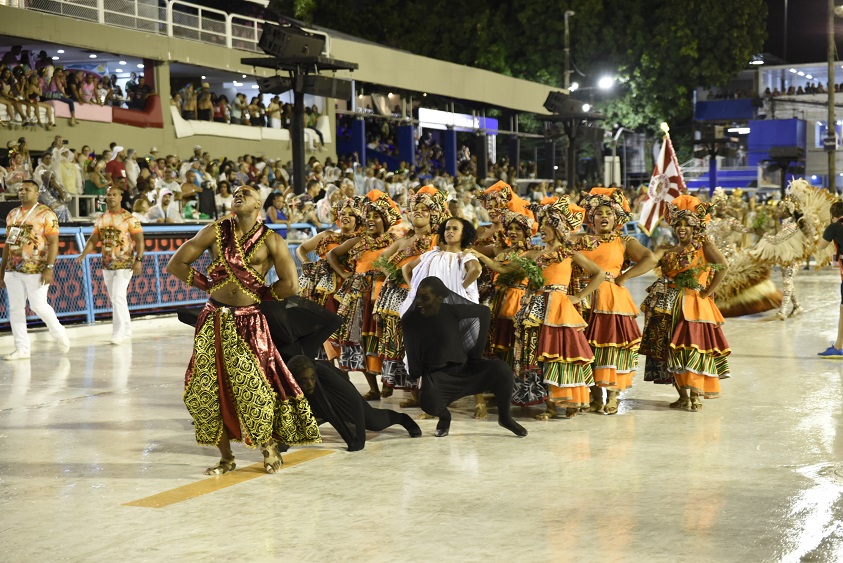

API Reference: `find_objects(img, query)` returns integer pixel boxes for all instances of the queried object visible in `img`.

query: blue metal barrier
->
[0,223,323,329]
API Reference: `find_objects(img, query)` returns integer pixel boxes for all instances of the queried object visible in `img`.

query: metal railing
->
[19,0,331,55]
[0,223,320,329]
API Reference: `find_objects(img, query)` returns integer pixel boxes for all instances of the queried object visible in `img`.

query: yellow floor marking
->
[123,449,334,508]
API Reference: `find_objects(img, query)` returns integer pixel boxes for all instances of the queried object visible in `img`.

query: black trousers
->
[419,358,516,422]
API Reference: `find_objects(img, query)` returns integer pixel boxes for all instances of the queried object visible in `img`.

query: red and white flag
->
[638,131,686,236]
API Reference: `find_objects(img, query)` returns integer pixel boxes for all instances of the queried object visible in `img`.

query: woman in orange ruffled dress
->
[514,197,605,419]
[327,189,401,400]
[577,188,656,415]
[640,195,730,412]
[372,186,447,403]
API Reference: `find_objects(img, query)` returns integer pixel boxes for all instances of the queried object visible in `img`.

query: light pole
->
[611,127,632,187]
[564,10,575,90]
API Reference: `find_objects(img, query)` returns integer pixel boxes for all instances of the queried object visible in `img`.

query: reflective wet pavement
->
[2,269,843,561]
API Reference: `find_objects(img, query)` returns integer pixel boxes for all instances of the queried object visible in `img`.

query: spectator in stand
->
[97,75,114,106]
[147,188,182,223]
[125,149,140,191]
[131,75,152,110]
[109,74,124,107]
[132,198,150,223]
[215,180,233,215]
[197,82,213,121]
[231,93,247,125]
[181,83,196,119]
[267,95,281,128]
[213,94,230,123]
[105,146,127,185]
[80,73,98,104]
[46,67,78,126]
[306,178,325,203]
[24,74,54,129]
[0,67,25,126]
[248,96,264,126]
[125,72,138,105]
[263,191,288,224]
[2,46,21,66]
[65,70,85,105]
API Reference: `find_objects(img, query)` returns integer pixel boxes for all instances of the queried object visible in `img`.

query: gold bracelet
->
[186,267,195,287]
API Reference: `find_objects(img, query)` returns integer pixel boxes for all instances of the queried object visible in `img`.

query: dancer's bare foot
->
[204,457,236,475]
[474,403,488,419]
[261,442,284,473]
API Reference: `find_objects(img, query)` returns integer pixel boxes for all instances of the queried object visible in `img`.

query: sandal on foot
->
[381,386,394,399]
[588,400,605,413]
[534,409,558,420]
[689,396,703,412]
[669,398,690,410]
[474,403,488,419]
[362,389,380,401]
[261,443,284,473]
[604,392,619,415]
[399,397,419,408]
[204,458,236,475]
[564,408,578,419]
[417,412,435,420]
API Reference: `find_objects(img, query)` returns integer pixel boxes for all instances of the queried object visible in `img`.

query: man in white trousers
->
[0,180,70,360]
[77,186,144,344]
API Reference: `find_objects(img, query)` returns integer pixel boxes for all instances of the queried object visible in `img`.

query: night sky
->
[766,0,843,63]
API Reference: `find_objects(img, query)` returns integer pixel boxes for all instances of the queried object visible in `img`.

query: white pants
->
[5,271,67,353]
[103,269,132,339]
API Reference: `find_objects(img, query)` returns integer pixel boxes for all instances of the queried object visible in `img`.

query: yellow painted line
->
[123,449,334,508]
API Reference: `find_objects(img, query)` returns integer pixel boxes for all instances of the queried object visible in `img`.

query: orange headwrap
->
[665,194,712,229]
[364,189,401,228]
[580,186,632,229]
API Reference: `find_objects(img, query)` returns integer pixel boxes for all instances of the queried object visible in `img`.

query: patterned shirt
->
[93,210,143,270]
[4,204,60,274]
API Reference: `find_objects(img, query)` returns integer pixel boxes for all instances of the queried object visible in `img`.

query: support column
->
[444,126,457,177]
[708,152,718,196]
[351,117,367,167]
[398,124,416,168]
[475,132,488,182]
[508,135,520,175]
[543,139,555,181]
[292,82,305,194]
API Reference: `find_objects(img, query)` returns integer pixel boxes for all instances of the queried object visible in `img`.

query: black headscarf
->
[401,276,490,378]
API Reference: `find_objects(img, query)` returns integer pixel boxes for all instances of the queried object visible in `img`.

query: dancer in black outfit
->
[402,276,528,438]
[286,355,422,451]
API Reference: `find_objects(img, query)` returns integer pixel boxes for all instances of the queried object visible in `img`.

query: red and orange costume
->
[183,217,321,448]
[514,197,595,409]
[640,195,731,397]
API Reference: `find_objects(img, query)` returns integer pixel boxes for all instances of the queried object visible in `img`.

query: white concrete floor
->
[3,269,843,561]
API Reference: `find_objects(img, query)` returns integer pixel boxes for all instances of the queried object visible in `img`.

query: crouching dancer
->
[286,355,422,451]
[167,184,321,475]
[402,276,528,438]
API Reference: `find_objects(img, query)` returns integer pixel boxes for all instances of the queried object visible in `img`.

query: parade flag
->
[638,124,686,235]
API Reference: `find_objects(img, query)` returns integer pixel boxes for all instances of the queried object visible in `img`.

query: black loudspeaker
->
[769,146,804,160]
[259,24,326,59]
[303,76,352,99]
[258,75,293,94]
[544,91,569,114]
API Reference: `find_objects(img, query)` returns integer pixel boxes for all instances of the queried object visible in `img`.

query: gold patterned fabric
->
[184,301,321,447]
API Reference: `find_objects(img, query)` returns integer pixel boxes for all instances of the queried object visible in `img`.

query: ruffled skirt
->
[514,289,594,408]
[585,283,642,390]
